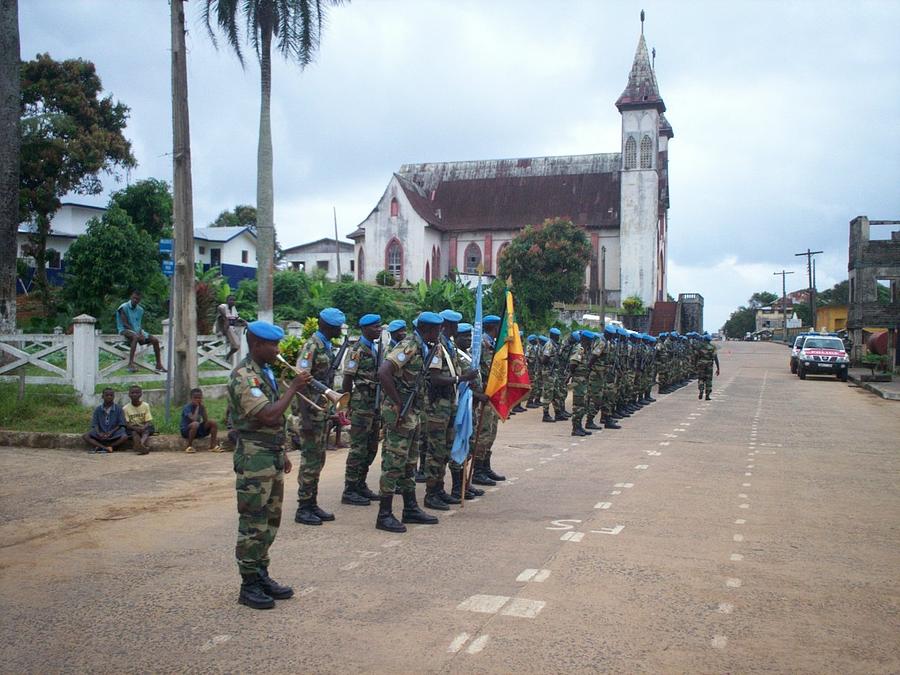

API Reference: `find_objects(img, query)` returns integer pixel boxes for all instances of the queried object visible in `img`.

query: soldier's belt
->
[238,430,285,448]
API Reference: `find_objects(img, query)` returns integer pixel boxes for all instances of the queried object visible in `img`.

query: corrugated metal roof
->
[193,226,256,243]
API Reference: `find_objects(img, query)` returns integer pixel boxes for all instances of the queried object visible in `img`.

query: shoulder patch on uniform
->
[347,360,357,369]
[299,359,310,369]
[397,352,406,362]
[250,387,263,398]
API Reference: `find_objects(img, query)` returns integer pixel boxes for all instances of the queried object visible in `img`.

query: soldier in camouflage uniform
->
[540,328,565,423]
[695,333,720,399]
[229,321,311,609]
[447,323,484,501]
[340,313,384,507]
[525,335,540,408]
[375,312,445,533]
[292,307,345,526]
[470,314,505,486]
[568,331,593,437]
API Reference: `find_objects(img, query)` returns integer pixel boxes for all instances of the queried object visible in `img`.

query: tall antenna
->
[640,9,645,35]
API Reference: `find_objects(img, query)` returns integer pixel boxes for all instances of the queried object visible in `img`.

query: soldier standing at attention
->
[387,319,407,348]
[447,323,485,501]
[230,320,311,609]
[293,307,346,526]
[525,335,540,408]
[568,331,592,437]
[540,328,563,423]
[696,333,720,400]
[375,312,444,532]
[340,314,383,507]
[471,314,505,486]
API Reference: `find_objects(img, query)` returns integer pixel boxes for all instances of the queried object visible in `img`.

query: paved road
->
[1,342,898,673]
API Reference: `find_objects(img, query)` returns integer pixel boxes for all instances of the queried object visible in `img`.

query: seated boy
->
[123,385,155,454]
[180,388,221,453]
[83,388,129,453]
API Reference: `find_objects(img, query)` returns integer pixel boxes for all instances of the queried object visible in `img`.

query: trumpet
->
[276,354,350,411]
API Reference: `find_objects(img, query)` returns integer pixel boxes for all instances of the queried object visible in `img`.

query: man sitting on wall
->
[217,294,247,361]
[116,290,166,373]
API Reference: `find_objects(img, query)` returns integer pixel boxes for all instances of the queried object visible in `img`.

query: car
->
[796,335,850,381]
[789,332,814,373]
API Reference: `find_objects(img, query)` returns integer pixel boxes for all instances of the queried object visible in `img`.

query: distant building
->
[349,20,673,309]
[193,226,257,287]
[755,307,787,332]
[816,305,848,333]
[281,238,354,281]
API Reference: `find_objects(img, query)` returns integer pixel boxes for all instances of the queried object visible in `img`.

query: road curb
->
[847,373,900,400]
[0,429,227,452]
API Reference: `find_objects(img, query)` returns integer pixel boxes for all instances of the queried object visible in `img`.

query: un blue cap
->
[483,315,501,325]
[582,330,597,340]
[604,325,616,335]
[319,307,346,327]
[387,319,406,333]
[439,309,463,323]
[549,327,561,336]
[571,330,581,341]
[247,320,284,342]
[659,332,668,337]
[539,335,549,343]
[416,311,444,326]
[359,313,381,327]
[527,334,536,341]
[457,322,472,334]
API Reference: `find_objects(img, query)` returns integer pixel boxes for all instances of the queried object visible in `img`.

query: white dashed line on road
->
[730,553,744,561]
[560,531,585,542]
[726,578,742,588]
[448,633,471,653]
[466,635,490,654]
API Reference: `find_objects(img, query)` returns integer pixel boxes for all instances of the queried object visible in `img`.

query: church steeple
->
[616,25,666,113]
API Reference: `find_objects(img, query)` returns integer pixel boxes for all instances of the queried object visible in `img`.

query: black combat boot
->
[513,403,527,413]
[646,394,656,402]
[558,407,572,419]
[423,482,450,511]
[259,567,294,599]
[698,390,703,399]
[239,573,275,609]
[401,490,439,524]
[603,415,622,429]
[341,480,370,506]
[294,499,322,526]
[571,420,589,437]
[527,400,540,408]
[585,417,603,430]
[542,409,555,423]
[705,393,711,400]
[554,408,567,421]
[310,489,334,521]
[376,494,406,533]
[472,459,497,486]
[484,453,505,481]
[437,471,461,504]
[357,471,379,501]
[450,467,464,500]
[414,446,427,483]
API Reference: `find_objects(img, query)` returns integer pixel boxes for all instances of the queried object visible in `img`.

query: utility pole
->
[171,0,197,406]
[794,248,823,331]
[333,206,342,279]
[773,270,794,343]
[600,245,607,325]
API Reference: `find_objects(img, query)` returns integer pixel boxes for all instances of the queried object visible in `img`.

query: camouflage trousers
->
[379,404,422,496]
[571,376,589,420]
[297,418,328,502]
[541,373,566,411]
[587,369,607,418]
[344,409,380,483]
[234,439,285,576]
[698,365,714,395]
[473,403,499,460]
[425,399,454,485]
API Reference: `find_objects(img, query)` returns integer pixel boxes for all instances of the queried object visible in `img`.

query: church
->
[348,22,672,310]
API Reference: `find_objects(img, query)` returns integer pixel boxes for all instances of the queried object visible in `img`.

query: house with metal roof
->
[193,226,257,287]
[349,21,673,309]
[281,237,354,280]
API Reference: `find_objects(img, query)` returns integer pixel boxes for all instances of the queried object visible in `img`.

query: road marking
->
[466,635,490,654]
[718,602,734,614]
[635,464,649,470]
[659,441,670,446]
[663,433,678,438]
[610,490,621,495]
[487,487,499,492]
[747,465,755,469]
[745,472,753,476]
[735,519,746,524]
[742,483,751,487]
[594,502,612,510]
[340,561,361,571]
[646,450,661,456]
[733,534,744,542]
[552,453,561,457]
[738,503,750,509]
[711,635,728,649]
[738,493,748,498]
[614,483,634,488]
[591,525,625,536]
[199,635,232,652]
[357,551,380,559]
[726,578,742,588]
[681,422,691,426]
[730,553,744,561]
[457,594,510,614]
[533,569,551,582]
[298,586,317,597]
[501,598,546,618]
[561,531,585,542]
[546,519,582,530]
[526,468,534,472]
[517,569,551,583]
[381,540,402,548]
[445,510,457,517]
[674,428,687,432]
[448,633,471,653]
[562,448,569,452]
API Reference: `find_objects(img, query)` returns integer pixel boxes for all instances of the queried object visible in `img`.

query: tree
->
[748,291,778,309]
[622,295,645,315]
[202,0,345,323]
[497,217,592,328]
[0,0,19,333]
[109,178,173,240]
[61,205,165,329]
[19,54,135,299]
[211,203,257,228]
[818,280,849,306]
[722,305,755,339]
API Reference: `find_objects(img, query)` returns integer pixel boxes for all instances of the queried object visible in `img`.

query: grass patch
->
[0,383,230,435]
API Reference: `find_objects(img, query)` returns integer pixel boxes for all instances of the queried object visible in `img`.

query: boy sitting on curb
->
[83,388,128,454]
[123,385,155,454]
[180,388,221,453]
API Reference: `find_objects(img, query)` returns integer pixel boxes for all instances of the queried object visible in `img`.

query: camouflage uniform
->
[292,331,333,502]
[229,355,287,576]
[526,341,540,405]
[695,342,718,396]
[343,336,380,484]
[587,335,609,420]
[540,338,563,413]
[425,336,459,485]
[569,342,590,426]
[473,334,498,461]
[379,333,440,496]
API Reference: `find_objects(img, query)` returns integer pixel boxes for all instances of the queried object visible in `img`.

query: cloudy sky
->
[19,0,900,330]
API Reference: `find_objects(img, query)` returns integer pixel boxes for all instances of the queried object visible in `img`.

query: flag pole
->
[461,401,485,509]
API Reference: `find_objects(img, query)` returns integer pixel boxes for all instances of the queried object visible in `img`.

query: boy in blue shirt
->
[83,388,128,453]
[116,290,166,373]
[181,388,221,453]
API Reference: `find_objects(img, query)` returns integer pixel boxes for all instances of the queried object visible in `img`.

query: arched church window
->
[386,239,402,280]
[640,135,653,169]
[357,248,365,281]
[497,242,510,267]
[425,261,431,284]
[390,198,400,218]
[464,242,481,274]
[624,137,637,170]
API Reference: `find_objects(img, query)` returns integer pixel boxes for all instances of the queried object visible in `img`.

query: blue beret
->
[359,313,381,327]
[387,319,407,333]
[549,327,561,336]
[582,330,597,340]
[539,335,549,343]
[483,315,501,325]
[604,325,616,335]
[659,332,668,337]
[319,307,346,327]
[571,330,581,341]
[439,309,463,323]
[527,334,536,341]
[457,322,472,334]
[416,311,443,326]
[247,320,284,342]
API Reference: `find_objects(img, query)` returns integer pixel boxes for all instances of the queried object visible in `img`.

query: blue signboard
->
[162,260,175,277]
[159,238,174,255]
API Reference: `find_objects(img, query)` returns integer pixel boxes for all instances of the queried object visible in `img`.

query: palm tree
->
[202,0,345,323]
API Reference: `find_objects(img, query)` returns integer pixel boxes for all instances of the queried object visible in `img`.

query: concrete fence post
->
[72,314,97,403]
[286,322,303,337]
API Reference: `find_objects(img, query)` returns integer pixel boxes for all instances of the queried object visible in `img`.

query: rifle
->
[371,336,385,439]
[396,339,439,428]
[321,335,350,390]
